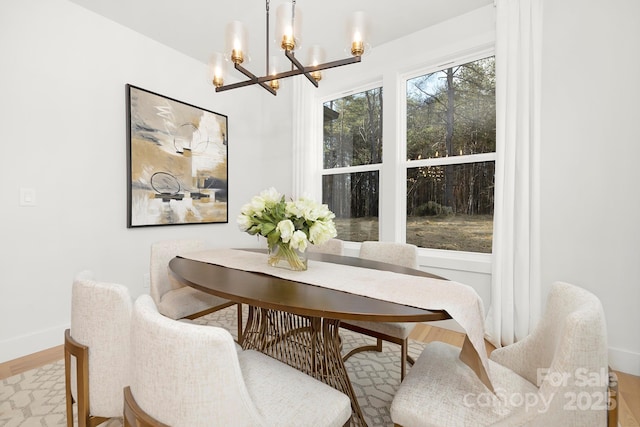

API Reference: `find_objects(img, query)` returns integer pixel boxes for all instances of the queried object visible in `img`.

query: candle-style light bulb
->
[308,45,325,82]
[351,33,364,56]
[276,2,301,52]
[269,55,280,91]
[232,39,242,63]
[282,25,294,51]
[226,21,246,64]
[213,72,224,88]
[209,52,225,88]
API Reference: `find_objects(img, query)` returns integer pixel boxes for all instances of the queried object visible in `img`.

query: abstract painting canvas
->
[126,84,228,227]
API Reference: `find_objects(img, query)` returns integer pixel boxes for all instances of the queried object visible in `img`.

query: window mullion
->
[406,152,497,168]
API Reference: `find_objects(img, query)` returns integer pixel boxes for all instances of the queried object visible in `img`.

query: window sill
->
[343,242,492,275]
[417,248,492,275]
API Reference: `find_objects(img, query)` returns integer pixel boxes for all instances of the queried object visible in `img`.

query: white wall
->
[540,0,640,375]
[0,0,293,362]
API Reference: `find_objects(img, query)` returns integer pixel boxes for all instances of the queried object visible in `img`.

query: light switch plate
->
[20,188,37,207]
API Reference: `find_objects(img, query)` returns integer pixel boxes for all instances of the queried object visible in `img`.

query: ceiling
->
[69,0,492,72]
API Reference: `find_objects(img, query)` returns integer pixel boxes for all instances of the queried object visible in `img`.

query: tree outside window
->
[406,56,495,253]
[319,56,495,253]
[322,88,382,242]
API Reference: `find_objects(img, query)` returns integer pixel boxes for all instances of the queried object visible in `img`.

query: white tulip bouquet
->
[237,187,337,270]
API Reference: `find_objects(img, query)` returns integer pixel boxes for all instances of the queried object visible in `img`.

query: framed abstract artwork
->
[126,84,228,227]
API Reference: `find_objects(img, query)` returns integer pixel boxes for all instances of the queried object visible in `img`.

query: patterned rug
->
[0,306,426,426]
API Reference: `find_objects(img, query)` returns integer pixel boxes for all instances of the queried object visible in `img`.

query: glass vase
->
[268,243,308,271]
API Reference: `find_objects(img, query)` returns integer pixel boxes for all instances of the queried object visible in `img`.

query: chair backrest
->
[492,281,608,425]
[307,238,344,255]
[70,271,132,417]
[359,241,419,269]
[129,295,265,427]
[150,239,204,304]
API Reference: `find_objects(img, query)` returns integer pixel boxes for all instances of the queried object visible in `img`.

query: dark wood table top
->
[169,250,450,323]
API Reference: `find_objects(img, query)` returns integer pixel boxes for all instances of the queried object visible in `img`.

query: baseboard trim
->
[609,346,640,377]
[0,323,67,364]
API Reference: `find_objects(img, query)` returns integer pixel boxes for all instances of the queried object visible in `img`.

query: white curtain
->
[486,0,543,347]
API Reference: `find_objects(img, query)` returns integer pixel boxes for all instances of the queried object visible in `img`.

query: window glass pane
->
[323,87,382,168]
[406,57,495,160]
[406,162,494,253]
[323,171,379,242]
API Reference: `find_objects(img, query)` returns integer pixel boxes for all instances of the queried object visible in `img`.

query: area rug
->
[0,306,426,426]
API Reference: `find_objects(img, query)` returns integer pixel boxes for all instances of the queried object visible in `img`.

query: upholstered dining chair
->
[390,281,612,427]
[64,271,132,427]
[150,239,243,341]
[124,294,352,427]
[340,241,420,380]
[307,238,344,255]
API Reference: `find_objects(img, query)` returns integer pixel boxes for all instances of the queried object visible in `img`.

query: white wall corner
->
[608,346,640,377]
[0,323,67,364]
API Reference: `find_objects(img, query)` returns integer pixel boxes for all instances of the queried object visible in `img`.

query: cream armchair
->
[340,241,420,379]
[390,281,612,426]
[64,271,132,427]
[125,294,352,427]
[150,239,243,340]
[307,238,344,255]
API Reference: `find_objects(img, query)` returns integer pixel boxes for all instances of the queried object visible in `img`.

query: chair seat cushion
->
[158,286,230,320]
[342,319,415,339]
[391,342,538,427]
[238,349,352,427]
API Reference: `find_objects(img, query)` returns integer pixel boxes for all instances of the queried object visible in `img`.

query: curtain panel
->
[486,0,543,347]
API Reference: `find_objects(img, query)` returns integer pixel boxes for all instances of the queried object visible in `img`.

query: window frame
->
[398,49,496,262]
[302,47,496,273]
[318,82,385,243]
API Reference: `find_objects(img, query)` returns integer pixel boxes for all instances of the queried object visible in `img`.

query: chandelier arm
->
[284,50,318,87]
[234,63,277,95]
[304,55,362,73]
[215,55,362,94]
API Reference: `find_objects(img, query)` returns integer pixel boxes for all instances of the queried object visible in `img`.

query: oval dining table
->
[169,250,451,426]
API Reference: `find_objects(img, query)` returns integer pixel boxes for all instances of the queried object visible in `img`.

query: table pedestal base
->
[242,306,367,426]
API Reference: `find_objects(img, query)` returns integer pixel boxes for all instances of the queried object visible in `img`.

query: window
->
[322,87,382,242]
[316,55,495,254]
[405,56,495,253]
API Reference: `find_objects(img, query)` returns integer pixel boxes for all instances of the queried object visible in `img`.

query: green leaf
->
[261,222,276,235]
[267,230,281,247]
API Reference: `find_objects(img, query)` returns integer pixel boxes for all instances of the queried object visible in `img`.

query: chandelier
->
[210,0,368,96]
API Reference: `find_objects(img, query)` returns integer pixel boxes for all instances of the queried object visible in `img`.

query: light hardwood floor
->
[1,325,638,426]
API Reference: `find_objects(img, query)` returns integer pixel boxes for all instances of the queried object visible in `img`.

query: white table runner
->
[182,248,494,390]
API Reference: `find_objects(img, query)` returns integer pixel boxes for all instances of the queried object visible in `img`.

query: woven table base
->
[242,306,366,426]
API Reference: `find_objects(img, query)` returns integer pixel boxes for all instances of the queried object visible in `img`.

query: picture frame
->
[126,84,228,227]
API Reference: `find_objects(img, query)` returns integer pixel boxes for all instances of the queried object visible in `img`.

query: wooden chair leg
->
[340,323,413,381]
[64,332,74,427]
[402,338,417,381]
[400,340,408,381]
[65,329,91,427]
[65,329,109,427]
[608,368,618,427]
[236,303,244,345]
